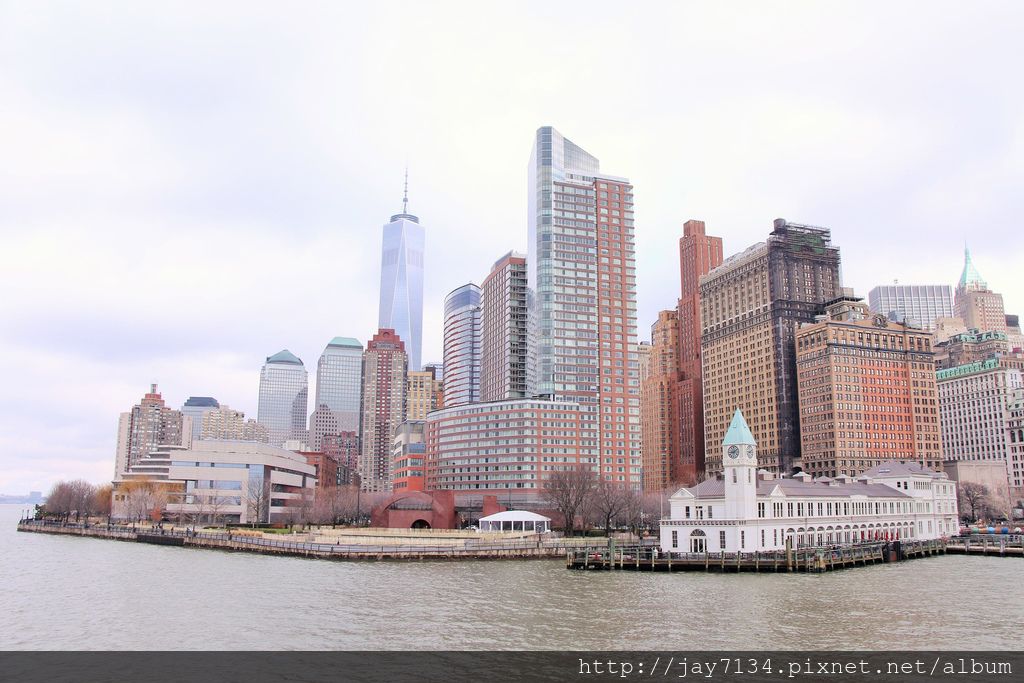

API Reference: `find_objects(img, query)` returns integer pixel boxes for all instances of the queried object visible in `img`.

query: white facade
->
[660,411,959,554]
[115,440,317,524]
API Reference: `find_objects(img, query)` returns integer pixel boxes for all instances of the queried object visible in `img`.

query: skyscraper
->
[701,219,842,477]
[309,337,363,451]
[359,329,408,492]
[257,350,309,448]
[867,284,953,331]
[480,251,530,402]
[181,396,219,441]
[527,126,641,488]
[675,219,723,484]
[796,293,943,477]
[114,384,188,477]
[442,283,481,407]
[641,310,679,492]
[954,247,1007,334]
[378,177,425,372]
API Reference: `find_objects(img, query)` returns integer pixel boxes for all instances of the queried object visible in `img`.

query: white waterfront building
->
[660,410,959,554]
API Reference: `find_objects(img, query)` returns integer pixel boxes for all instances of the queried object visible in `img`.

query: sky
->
[1,1,1022,494]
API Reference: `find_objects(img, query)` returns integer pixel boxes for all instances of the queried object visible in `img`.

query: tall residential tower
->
[527,126,641,488]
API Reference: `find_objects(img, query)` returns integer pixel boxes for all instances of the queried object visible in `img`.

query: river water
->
[0,504,1019,650]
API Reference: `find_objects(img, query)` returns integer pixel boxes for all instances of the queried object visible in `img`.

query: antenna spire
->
[402,167,409,215]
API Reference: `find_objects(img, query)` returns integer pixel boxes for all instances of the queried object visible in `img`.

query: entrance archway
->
[689,529,706,553]
[411,519,431,529]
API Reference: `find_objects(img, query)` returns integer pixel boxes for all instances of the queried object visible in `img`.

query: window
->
[758,502,765,518]
[719,530,726,548]
[671,530,678,548]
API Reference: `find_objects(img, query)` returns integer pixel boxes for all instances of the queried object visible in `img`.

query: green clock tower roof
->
[722,409,756,446]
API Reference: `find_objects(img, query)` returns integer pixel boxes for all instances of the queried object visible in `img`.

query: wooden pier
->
[567,539,948,573]
[946,535,1024,557]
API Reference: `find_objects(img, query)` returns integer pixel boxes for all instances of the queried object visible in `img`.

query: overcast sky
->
[1,1,1022,494]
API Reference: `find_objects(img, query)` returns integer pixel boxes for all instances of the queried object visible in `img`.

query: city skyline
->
[3,2,1024,493]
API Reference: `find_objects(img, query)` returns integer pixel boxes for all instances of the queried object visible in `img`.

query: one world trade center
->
[377,174,424,371]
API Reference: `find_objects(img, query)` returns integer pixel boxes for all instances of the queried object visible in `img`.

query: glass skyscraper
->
[309,337,363,452]
[442,283,481,407]
[867,284,953,331]
[257,349,309,448]
[378,184,425,372]
[527,126,642,489]
[181,396,220,441]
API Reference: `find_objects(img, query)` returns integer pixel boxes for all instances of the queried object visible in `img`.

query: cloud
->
[1,1,1022,493]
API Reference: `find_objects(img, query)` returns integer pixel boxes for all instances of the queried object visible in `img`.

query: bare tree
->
[958,482,991,523]
[312,485,359,526]
[120,478,167,524]
[92,484,113,520]
[588,480,631,536]
[543,465,597,536]
[45,481,75,522]
[247,479,271,526]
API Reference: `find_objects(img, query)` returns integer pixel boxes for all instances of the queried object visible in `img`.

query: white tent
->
[478,510,551,533]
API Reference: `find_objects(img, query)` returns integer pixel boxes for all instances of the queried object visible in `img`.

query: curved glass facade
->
[443,283,481,407]
[310,337,363,451]
[257,350,308,447]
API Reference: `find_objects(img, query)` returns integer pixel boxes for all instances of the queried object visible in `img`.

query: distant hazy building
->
[938,357,1024,495]
[442,283,481,407]
[309,337,363,451]
[796,294,942,478]
[181,397,219,441]
[954,248,1006,334]
[359,329,408,492]
[406,367,443,420]
[701,220,842,477]
[114,384,189,478]
[641,310,679,493]
[378,182,425,372]
[257,350,309,448]
[200,406,268,443]
[323,431,360,477]
[480,251,529,402]
[527,126,641,488]
[867,284,953,331]
[935,330,1016,371]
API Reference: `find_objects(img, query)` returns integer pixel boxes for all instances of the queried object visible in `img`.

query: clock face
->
[728,445,740,459]
[745,445,755,459]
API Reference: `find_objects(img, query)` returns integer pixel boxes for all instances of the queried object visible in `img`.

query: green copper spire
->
[958,246,987,290]
[723,409,756,446]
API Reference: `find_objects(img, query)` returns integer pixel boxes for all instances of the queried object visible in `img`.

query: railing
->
[17,520,593,557]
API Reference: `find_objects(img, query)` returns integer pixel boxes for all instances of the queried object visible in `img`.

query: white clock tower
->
[723,409,758,520]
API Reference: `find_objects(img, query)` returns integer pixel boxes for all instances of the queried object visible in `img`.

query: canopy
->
[478,510,551,533]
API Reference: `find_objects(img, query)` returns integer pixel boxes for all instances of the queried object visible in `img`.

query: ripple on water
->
[1,506,1020,650]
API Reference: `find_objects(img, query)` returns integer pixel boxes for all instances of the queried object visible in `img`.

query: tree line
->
[542,466,673,536]
[41,480,113,522]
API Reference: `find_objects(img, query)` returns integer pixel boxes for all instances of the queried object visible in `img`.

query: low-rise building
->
[392,420,426,492]
[113,440,317,524]
[659,410,958,554]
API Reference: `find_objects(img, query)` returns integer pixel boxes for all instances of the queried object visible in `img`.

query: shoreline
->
[15,520,603,561]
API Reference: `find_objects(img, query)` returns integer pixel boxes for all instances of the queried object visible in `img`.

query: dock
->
[566,539,948,573]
